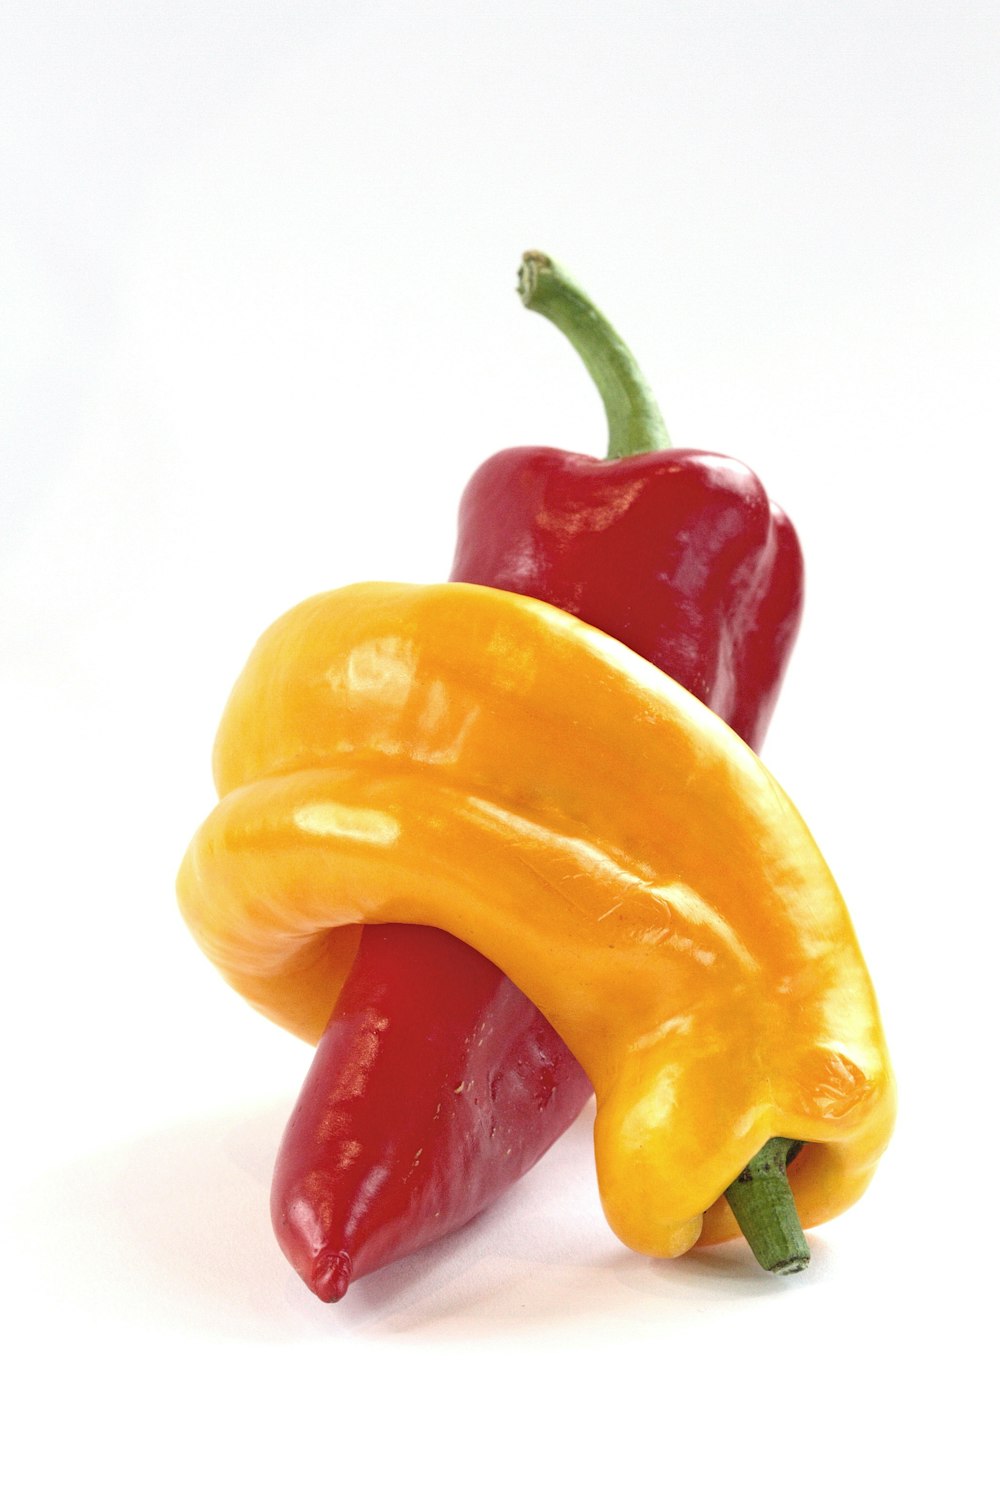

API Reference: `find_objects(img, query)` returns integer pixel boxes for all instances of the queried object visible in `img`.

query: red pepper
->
[271,254,805,1300]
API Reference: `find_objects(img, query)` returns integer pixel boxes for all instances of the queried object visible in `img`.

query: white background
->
[3,3,996,1497]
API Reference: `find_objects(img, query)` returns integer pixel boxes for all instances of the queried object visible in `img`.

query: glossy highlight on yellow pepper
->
[177,581,895,1259]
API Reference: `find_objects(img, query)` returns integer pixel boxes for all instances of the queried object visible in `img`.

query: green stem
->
[517,250,670,460]
[724,1138,810,1275]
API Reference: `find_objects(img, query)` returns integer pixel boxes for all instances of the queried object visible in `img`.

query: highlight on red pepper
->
[177,254,895,1302]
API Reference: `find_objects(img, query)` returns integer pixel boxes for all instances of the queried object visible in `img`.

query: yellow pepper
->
[178,580,895,1261]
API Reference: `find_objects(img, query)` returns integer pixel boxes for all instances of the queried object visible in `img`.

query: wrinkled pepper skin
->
[179,582,894,1263]
[269,450,804,1298]
[274,925,589,1301]
[453,447,804,749]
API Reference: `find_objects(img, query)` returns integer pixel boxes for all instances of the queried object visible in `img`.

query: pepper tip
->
[312,1249,353,1303]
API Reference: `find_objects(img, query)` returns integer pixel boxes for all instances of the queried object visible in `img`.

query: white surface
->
[2,3,996,1496]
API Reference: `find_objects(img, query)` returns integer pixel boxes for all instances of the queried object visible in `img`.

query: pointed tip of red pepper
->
[312,1249,353,1303]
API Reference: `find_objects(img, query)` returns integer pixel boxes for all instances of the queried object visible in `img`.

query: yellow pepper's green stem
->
[725,1138,810,1274]
[517,250,670,460]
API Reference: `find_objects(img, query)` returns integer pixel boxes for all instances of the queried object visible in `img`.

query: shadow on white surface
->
[13,1094,830,1344]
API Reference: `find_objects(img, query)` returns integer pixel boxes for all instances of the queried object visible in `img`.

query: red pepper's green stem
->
[724,1138,810,1275]
[518,251,671,460]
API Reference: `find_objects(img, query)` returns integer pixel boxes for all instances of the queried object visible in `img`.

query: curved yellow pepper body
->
[178,581,895,1258]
